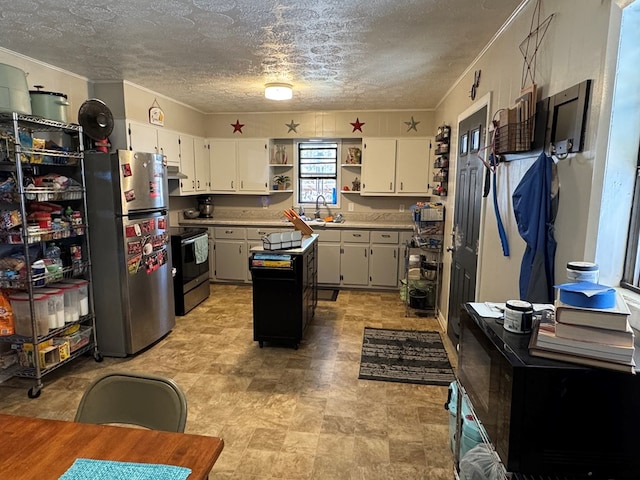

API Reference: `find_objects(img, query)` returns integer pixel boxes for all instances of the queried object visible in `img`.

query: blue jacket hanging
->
[512,151,558,303]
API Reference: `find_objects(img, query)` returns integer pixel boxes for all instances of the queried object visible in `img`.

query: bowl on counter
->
[183,208,200,219]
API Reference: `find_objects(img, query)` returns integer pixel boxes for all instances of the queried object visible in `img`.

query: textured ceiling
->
[0,0,523,113]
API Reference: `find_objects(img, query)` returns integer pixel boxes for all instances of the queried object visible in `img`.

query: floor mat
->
[358,327,455,386]
[317,289,339,301]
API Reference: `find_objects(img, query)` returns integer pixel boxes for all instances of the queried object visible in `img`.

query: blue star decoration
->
[285,120,299,133]
[404,116,420,132]
[231,119,244,133]
[350,117,365,133]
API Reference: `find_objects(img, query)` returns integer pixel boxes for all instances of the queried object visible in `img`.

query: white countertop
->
[250,233,318,254]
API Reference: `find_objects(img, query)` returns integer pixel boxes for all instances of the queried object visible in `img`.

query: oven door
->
[458,309,505,450]
[180,233,209,291]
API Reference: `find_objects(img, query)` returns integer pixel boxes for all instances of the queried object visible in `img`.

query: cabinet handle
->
[382,234,390,238]
[197,180,200,188]
[231,180,234,189]
[239,245,242,254]
[389,182,392,190]
[241,180,244,189]
[400,182,403,190]
[394,250,397,259]
[364,248,367,258]
[258,231,266,235]
[225,230,234,234]
[353,233,361,237]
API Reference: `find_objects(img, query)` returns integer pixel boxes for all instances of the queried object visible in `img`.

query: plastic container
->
[9,292,49,337]
[62,278,89,316]
[38,287,65,329]
[49,282,79,323]
[503,300,533,334]
[566,261,599,283]
[446,381,486,459]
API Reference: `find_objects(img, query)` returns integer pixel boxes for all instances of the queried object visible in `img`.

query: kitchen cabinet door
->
[238,139,269,193]
[209,139,237,192]
[214,240,246,281]
[318,243,341,285]
[178,134,196,194]
[157,128,181,166]
[369,245,400,287]
[194,137,210,192]
[361,138,396,194]
[341,244,369,286]
[127,121,158,154]
[396,138,432,195]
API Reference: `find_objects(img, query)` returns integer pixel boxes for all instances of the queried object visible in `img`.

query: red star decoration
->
[350,117,365,133]
[231,119,244,133]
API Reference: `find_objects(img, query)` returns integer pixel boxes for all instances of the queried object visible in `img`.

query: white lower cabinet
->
[213,227,247,282]
[369,231,400,287]
[317,230,341,285]
[340,230,370,286]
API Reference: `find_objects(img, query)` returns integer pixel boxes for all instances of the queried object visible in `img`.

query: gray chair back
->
[74,372,187,432]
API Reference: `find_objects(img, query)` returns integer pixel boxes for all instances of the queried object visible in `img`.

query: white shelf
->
[340,190,361,194]
[341,163,361,167]
[269,163,292,167]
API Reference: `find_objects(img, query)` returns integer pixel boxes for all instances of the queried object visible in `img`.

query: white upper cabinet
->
[157,129,181,167]
[209,139,238,192]
[395,138,432,195]
[237,139,269,193]
[178,134,196,194]
[361,138,397,194]
[194,137,210,192]
[209,139,269,194]
[361,137,432,196]
[127,121,158,154]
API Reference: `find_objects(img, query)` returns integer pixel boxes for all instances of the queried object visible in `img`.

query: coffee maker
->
[197,195,214,218]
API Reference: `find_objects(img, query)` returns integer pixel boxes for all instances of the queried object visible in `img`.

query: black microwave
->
[458,304,640,478]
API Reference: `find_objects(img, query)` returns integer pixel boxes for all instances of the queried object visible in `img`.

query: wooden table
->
[0,413,224,479]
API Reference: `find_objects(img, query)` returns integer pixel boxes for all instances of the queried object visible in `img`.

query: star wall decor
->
[404,116,420,132]
[231,119,244,133]
[285,120,300,133]
[350,117,365,133]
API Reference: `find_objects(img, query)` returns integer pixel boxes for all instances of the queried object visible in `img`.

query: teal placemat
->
[59,458,192,480]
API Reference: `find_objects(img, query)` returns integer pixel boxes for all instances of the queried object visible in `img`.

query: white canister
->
[566,261,599,283]
[504,300,533,334]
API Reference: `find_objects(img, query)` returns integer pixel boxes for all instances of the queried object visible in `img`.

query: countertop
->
[179,218,414,231]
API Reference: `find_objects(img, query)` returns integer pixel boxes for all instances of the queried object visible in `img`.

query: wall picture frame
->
[149,99,164,126]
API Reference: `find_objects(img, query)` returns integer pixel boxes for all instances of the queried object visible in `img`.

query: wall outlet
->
[261,196,268,209]
[399,204,405,212]
[348,202,354,212]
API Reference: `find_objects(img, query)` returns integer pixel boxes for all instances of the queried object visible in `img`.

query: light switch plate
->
[348,202,354,212]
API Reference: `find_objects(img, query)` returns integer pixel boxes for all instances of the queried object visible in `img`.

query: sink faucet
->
[314,195,327,219]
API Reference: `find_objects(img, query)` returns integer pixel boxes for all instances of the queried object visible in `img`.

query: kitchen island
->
[249,234,318,349]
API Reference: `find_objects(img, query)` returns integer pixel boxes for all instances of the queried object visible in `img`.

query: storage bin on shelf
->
[55,325,92,353]
[61,278,89,316]
[9,292,49,337]
[37,287,65,329]
[48,282,79,323]
[445,381,485,459]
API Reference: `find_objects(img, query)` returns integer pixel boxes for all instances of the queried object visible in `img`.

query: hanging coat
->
[512,151,558,303]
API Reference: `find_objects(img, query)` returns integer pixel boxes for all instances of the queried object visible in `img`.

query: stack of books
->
[529,291,636,373]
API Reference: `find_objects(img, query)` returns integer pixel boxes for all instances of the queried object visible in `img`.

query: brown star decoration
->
[350,117,365,133]
[231,119,244,134]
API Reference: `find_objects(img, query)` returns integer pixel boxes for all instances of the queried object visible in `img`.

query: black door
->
[447,107,487,347]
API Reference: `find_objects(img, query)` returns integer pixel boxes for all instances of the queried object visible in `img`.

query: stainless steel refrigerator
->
[84,150,175,357]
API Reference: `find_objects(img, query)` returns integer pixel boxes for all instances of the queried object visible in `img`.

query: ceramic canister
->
[503,300,533,334]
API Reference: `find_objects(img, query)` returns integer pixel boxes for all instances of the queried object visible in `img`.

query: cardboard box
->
[20,341,60,368]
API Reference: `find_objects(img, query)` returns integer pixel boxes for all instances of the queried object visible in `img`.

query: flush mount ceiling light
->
[265,83,293,101]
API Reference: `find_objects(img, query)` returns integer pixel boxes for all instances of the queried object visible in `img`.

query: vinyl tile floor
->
[0,284,458,479]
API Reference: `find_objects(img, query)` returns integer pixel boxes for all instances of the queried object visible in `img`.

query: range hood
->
[166,165,187,180]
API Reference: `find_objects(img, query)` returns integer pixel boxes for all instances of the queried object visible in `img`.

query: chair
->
[74,371,188,432]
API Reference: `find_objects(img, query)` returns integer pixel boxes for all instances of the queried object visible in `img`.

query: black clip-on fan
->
[78,99,114,152]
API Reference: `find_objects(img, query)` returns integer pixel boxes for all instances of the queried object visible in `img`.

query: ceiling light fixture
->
[265,83,293,101]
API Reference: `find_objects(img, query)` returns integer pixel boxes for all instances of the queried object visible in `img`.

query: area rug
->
[358,327,455,386]
[317,289,339,301]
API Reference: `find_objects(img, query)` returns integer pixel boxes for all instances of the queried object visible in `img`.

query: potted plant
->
[274,174,290,190]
